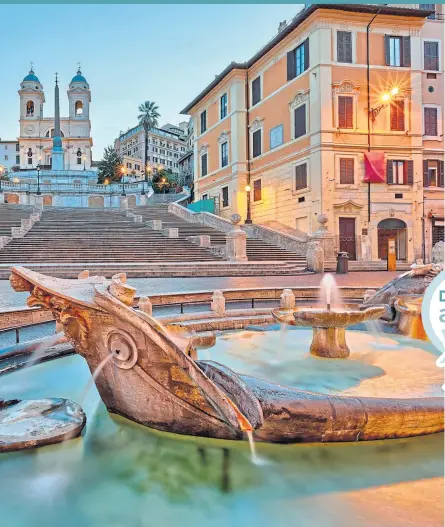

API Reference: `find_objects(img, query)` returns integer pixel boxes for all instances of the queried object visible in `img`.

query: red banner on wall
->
[363,152,385,183]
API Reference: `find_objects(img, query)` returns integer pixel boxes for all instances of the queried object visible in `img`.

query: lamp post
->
[121,166,126,196]
[83,155,86,171]
[36,162,41,195]
[244,184,252,224]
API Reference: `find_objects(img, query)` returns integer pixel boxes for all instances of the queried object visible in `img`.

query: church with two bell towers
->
[18,66,93,170]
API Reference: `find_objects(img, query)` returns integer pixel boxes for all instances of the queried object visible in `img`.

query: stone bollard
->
[432,241,444,265]
[78,270,90,279]
[310,214,336,262]
[211,290,226,316]
[34,195,44,211]
[0,236,9,249]
[162,228,178,238]
[138,296,153,316]
[133,215,143,223]
[186,235,211,247]
[30,213,41,223]
[21,218,32,231]
[306,240,324,273]
[280,289,296,309]
[119,197,128,211]
[225,214,247,262]
[11,227,25,238]
[146,220,162,230]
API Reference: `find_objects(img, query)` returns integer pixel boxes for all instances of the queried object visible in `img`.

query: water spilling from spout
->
[78,353,114,409]
[320,274,341,311]
[246,430,268,466]
[26,331,65,369]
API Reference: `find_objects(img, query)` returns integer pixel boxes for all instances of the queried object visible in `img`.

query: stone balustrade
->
[162,228,179,238]
[146,220,162,230]
[186,235,211,248]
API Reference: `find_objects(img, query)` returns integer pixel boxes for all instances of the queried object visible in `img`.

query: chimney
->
[278,20,287,33]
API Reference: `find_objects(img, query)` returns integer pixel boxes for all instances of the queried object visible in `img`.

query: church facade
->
[18,68,93,170]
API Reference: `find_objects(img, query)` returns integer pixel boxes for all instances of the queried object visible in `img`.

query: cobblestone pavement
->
[0,272,399,312]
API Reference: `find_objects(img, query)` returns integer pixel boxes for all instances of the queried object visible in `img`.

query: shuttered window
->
[222,186,229,208]
[424,41,439,71]
[340,158,354,184]
[253,179,262,202]
[390,100,405,131]
[440,161,445,187]
[385,36,411,67]
[294,104,307,139]
[295,163,308,190]
[200,110,207,134]
[287,38,309,81]
[201,153,208,177]
[338,96,353,129]
[387,160,413,185]
[337,31,352,63]
[424,107,438,136]
[252,77,261,106]
[252,130,261,158]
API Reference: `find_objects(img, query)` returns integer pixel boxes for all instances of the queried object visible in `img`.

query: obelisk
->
[51,73,64,170]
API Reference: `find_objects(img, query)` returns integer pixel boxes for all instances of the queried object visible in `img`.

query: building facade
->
[181,4,444,263]
[178,118,194,187]
[0,141,20,171]
[18,68,93,170]
[115,124,187,177]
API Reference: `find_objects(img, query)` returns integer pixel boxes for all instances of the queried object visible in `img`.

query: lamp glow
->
[381,93,390,102]
[245,184,251,192]
[390,87,399,96]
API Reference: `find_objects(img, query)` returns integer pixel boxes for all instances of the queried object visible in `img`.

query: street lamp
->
[161,177,167,194]
[370,87,400,121]
[83,155,86,171]
[245,184,252,224]
[120,166,126,196]
[36,161,41,195]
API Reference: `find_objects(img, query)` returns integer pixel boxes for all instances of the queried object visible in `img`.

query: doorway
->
[377,218,407,260]
[339,217,356,260]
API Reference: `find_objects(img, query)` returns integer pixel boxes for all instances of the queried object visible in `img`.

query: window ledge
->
[292,187,310,196]
[424,186,443,191]
[336,184,358,189]
[424,136,442,141]
[423,69,441,74]
[252,199,264,206]
[387,185,413,190]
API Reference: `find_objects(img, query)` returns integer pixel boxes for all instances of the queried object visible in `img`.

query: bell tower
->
[67,67,91,120]
[18,66,45,122]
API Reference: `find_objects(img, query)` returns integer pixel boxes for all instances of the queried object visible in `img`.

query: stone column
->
[306,240,324,273]
[119,197,128,211]
[280,289,295,309]
[226,214,247,262]
[310,214,336,268]
[34,195,44,211]
[211,291,226,316]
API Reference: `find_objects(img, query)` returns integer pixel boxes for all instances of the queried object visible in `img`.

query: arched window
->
[77,149,82,165]
[26,101,34,116]
[45,129,65,138]
[75,101,83,116]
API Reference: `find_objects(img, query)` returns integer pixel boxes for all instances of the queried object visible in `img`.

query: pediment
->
[334,199,363,211]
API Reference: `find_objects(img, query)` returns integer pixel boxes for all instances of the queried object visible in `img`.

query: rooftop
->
[180,3,434,114]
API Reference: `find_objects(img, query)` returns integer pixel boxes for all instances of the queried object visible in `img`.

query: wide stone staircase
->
[0,205,307,278]
[0,205,34,238]
[134,204,307,265]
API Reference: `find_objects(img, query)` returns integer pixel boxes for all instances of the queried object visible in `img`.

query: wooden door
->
[339,217,356,260]
[378,229,398,259]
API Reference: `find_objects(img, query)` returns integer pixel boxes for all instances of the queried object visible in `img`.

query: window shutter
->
[345,32,352,63]
[384,35,391,66]
[340,158,346,183]
[423,160,429,187]
[337,31,345,62]
[425,108,437,136]
[252,77,261,106]
[406,160,414,185]
[252,130,261,158]
[387,160,393,184]
[439,161,444,188]
[402,36,411,67]
[391,101,404,131]
[287,50,296,81]
[295,164,308,190]
[294,104,306,139]
[303,38,310,72]
[338,97,353,129]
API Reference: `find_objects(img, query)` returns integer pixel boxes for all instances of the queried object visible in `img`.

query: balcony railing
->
[1,181,145,194]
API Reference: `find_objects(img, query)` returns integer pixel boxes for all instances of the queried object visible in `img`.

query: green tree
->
[97,146,123,184]
[138,101,160,188]
[152,168,175,193]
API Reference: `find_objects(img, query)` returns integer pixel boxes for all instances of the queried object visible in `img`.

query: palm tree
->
[138,101,160,194]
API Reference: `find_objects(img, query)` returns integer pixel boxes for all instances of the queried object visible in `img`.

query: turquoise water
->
[0,331,443,527]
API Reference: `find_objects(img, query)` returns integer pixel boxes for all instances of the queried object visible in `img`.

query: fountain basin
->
[272,305,386,358]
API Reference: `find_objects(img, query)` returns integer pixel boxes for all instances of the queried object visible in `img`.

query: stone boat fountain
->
[2,265,442,450]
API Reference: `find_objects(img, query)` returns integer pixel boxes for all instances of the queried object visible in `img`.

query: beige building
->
[181,4,444,263]
[114,124,187,177]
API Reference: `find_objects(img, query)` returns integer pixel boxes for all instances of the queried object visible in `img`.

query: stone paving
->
[0,271,399,312]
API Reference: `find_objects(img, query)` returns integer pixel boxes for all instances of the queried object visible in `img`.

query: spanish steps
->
[0,202,307,278]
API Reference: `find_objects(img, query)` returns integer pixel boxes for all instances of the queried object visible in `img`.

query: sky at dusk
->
[0,4,303,159]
